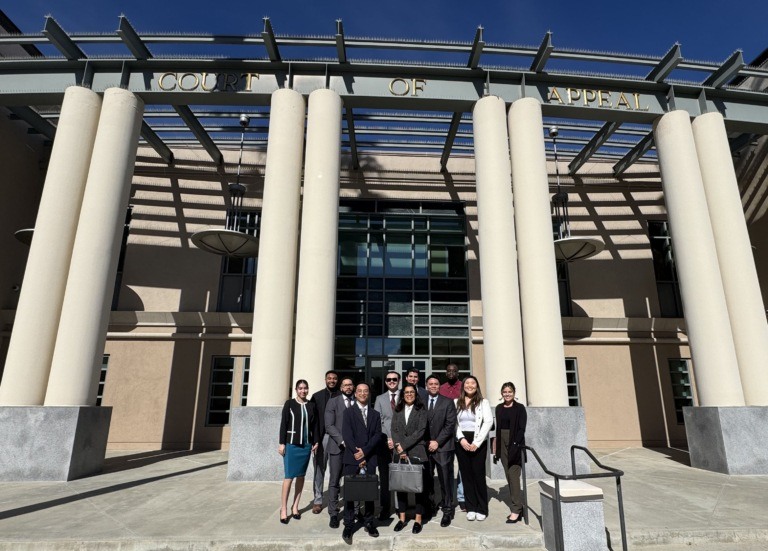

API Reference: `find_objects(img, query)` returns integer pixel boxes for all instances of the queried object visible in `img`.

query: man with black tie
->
[341,382,382,544]
[309,370,339,514]
[373,370,400,519]
[324,377,355,529]
[425,374,458,527]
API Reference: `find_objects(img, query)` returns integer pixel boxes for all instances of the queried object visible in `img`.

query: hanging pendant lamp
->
[191,114,260,258]
[549,125,604,262]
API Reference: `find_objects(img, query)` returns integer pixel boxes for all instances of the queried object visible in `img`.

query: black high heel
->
[292,511,302,520]
[280,508,289,524]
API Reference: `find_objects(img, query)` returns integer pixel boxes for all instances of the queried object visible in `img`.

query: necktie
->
[429,397,435,411]
[390,392,396,410]
[361,407,367,427]
[346,397,352,408]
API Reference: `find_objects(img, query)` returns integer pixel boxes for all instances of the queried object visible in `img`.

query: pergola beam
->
[173,105,222,165]
[261,17,281,62]
[530,32,553,72]
[468,27,484,69]
[440,112,463,170]
[140,121,173,164]
[117,15,153,60]
[42,16,86,60]
[703,50,745,88]
[646,43,682,82]
[568,121,620,174]
[7,106,57,141]
[335,20,347,63]
[613,132,654,176]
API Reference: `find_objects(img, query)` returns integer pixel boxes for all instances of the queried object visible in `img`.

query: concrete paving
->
[0,447,766,550]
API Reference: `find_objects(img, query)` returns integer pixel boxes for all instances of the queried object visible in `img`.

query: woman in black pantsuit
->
[390,382,430,534]
[454,375,494,521]
[492,382,527,523]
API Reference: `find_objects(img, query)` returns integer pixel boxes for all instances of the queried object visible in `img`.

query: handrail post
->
[553,477,564,551]
[617,475,628,551]
[522,447,529,525]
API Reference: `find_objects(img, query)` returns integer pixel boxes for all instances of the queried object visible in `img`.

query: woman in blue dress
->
[278,379,318,523]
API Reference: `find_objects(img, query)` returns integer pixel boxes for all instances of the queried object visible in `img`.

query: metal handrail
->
[520,444,628,551]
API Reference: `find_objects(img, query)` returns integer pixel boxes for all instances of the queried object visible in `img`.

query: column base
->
[683,406,768,475]
[0,406,111,481]
[227,406,316,481]
[540,482,608,551]
[491,407,589,480]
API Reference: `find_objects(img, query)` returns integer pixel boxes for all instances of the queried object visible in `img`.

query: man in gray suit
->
[425,374,458,527]
[373,370,400,520]
[324,377,355,529]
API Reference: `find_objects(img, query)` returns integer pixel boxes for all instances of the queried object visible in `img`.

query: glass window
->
[649,220,684,318]
[339,231,368,276]
[217,211,260,312]
[565,358,581,407]
[668,359,694,423]
[95,355,109,406]
[206,357,235,426]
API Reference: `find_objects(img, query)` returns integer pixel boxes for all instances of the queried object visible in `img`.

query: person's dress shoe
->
[365,523,380,537]
[393,520,406,532]
[466,511,476,521]
[342,526,353,544]
[459,502,467,512]
[312,504,322,514]
[279,516,289,525]
[292,512,301,520]
[475,513,486,521]
[329,515,340,529]
[440,513,451,527]
[412,522,423,534]
[506,513,521,524]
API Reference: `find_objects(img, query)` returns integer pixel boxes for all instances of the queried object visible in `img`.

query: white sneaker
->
[475,513,487,521]
[466,512,476,521]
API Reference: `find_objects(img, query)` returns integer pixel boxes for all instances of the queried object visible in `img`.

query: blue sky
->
[4,1,766,65]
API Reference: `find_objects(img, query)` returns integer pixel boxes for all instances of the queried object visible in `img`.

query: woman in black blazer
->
[278,379,319,524]
[492,381,527,523]
[390,382,429,534]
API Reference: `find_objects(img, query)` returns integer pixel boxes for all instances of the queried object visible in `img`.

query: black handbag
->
[343,471,379,502]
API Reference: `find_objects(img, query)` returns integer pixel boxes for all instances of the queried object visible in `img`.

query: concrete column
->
[653,110,744,406]
[693,112,768,406]
[44,88,144,406]
[0,87,101,406]
[292,89,342,388]
[472,96,527,403]
[246,89,306,406]
[508,98,569,407]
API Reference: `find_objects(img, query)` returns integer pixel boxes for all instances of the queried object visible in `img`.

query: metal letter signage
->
[547,87,649,111]
[157,72,260,92]
[388,78,427,96]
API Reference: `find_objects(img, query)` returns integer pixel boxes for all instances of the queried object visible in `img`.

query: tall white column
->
[472,96,527,403]
[292,89,342,388]
[44,88,144,406]
[508,98,569,407]
[653,110,744,406]
[247,89,306,406]
[692,112,768,406]
[0,87,101,406]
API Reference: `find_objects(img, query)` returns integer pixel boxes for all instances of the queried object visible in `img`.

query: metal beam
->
[568,121,621,174]
[468,27,484,69]
[117,15,152,60]
[613,132,654,176]
[335,20,347,63]
[530,32,553,72]
[7,106,57,140]
[42,16,86,60]
[173,105,222,165]
[646,43,682,82]
[140,121,173,164]
[440,112,463,170]
[703,50,745,88]
[261,17,281,62]
[345,106,359,169]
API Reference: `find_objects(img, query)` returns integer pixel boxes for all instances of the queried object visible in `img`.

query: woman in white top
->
[454,375,493,521]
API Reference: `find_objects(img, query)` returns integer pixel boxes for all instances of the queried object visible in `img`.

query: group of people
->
[276,364,527,544]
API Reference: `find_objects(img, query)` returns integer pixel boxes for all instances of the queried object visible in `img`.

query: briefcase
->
[389,456,424,493]
[343,473,379,502]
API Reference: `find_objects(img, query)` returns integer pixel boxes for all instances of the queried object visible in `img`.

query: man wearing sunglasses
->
[373,370,401,520]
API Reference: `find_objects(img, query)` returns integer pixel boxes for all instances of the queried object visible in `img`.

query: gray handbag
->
[388,454,423,493]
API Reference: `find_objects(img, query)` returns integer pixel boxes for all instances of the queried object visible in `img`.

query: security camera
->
[239,114,250,128]
[549,126,559,138]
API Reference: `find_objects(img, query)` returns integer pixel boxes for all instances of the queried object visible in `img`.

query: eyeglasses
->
[385,378,399,382]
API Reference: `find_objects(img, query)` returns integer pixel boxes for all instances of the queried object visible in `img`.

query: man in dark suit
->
[373,369,400,519]
[324,377,355,529]
[405,367,429,402]
[341,382,382,544]
[309,370,339,514]
[425,374,458,527]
